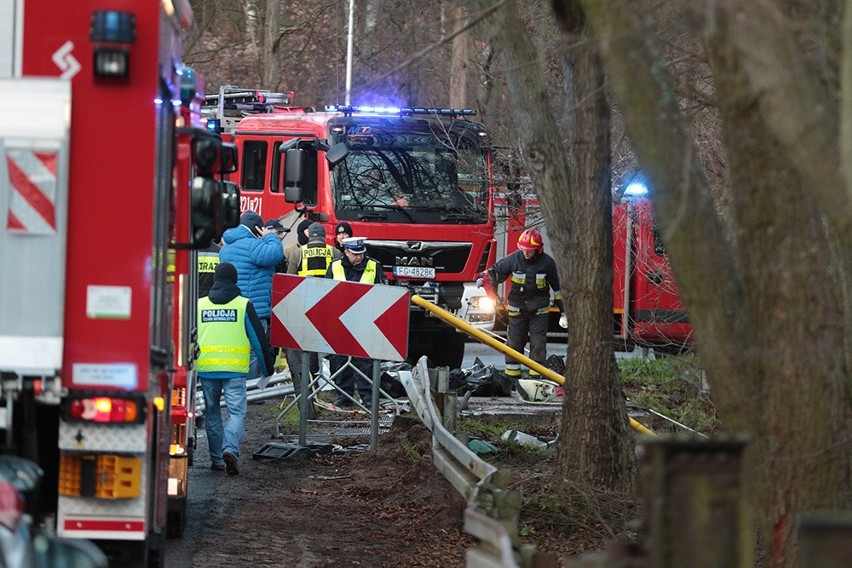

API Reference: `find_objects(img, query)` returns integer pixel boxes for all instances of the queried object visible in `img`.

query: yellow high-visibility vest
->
[330,259,379,283]
[197,296,251,373]
[298,243,334,276]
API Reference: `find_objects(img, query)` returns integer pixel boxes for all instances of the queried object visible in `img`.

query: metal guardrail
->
[401,356,528,568]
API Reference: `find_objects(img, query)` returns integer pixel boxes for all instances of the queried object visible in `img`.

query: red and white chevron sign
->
[270,274,410,361]
[5,148,58,234]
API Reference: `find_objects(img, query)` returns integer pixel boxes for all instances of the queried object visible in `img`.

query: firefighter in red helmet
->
[478,228,566,383]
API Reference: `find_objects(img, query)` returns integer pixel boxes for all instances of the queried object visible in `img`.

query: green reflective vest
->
[197,296,251,373]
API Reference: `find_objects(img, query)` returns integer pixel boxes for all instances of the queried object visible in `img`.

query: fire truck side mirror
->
[190,177,224,248]
[283,148,305,203]
[193,135,221,178]
[220,143,238,173]
[326,142,348,168]
[222,181,241,230]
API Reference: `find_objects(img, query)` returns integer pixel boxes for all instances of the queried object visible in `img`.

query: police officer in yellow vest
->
[284,222,342,417]
[286,222,341,276]
[197,262,274,475]
[325,237,388,408]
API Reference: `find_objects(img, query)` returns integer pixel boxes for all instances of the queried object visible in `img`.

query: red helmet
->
[517,228,543,253]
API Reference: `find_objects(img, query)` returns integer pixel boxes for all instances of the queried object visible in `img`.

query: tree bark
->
[474,0,635,491]
[579,0,852,564]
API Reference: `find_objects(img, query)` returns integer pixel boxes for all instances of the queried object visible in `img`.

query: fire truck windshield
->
[331,138,488,224]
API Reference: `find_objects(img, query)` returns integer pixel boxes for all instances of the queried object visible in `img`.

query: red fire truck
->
[208,97,497,368]
[495,190,692,349]
[0,1,237,565]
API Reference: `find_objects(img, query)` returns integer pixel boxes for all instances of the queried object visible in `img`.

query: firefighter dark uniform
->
[483,228,564,379]
[325,237,388,407]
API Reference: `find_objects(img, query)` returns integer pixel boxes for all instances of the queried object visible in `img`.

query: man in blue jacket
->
[220,210,284,379]
[197,262,274,475]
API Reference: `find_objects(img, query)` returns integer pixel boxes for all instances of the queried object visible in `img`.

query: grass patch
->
[618,353,719,435]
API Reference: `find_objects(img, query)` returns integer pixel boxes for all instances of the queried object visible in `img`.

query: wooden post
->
[797,512,852,568]
[640,435,752,568]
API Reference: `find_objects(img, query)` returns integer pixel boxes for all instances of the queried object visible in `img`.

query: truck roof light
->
[90,10,136,43]
[624,181,649,197]
[328,105,477,118]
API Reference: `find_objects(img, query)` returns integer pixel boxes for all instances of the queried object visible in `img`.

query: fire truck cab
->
[208,98,498,368]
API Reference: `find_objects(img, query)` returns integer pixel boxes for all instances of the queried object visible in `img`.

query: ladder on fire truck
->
[202,85,296,134]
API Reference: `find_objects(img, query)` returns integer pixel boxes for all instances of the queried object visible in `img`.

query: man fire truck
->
[206,95,497,368]
[0,1,237,566]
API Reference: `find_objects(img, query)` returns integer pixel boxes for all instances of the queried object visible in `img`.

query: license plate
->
[393,266,435,279]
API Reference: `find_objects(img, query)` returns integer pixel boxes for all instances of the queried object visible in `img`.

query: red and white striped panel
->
[5,148,58,234]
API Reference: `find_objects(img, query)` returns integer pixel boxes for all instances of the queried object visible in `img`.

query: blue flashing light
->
[328,104,477,118]
[624,181,649,197]
[206,119,221,133]
[90,10,137,44]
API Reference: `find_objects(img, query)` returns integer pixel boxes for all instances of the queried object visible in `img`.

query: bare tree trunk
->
[474,0,635,492]
[261,0,281,87]
[551,0,635,492]
[449,5,469,108]
[579,0,852,564]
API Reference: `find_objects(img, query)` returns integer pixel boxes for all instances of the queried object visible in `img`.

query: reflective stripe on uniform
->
[298,244,334,276]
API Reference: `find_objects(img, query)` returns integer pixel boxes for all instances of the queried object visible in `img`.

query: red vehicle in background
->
[0,1,237,566]
[207,96,497,368]
[494,188,692,350]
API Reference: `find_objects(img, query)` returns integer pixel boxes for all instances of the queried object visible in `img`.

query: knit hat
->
[308,222,326,239]
[214,262,238,283]
[334,221,353,237]
[296,218,312,246]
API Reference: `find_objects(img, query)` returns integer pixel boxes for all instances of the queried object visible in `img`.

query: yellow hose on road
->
[411,295,654,435]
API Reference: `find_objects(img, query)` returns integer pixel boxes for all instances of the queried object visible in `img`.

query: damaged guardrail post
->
[640,435,752,568]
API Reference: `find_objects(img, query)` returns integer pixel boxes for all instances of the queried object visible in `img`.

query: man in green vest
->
[325,237,388,408]
[197,262,274,475]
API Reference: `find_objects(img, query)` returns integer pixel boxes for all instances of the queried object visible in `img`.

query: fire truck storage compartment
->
[0,78,71,375]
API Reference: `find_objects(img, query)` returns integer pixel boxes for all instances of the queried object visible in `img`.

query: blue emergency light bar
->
[327,105,477,117]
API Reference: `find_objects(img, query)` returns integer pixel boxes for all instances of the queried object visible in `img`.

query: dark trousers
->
[330,355,374,401]
[505,310,549,375]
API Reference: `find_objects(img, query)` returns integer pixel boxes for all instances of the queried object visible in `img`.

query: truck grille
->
[365,240,472,275]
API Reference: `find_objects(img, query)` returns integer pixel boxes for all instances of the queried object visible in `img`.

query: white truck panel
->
[0,78,71,375]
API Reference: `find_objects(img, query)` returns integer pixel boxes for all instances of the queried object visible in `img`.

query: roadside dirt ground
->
[178,401,474,567]
[170,389,638,567]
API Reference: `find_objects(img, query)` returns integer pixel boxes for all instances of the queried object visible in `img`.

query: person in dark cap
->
[283,217,314,274]
[325,236,387,408]
[333,221,353,254]
[219,210,283,379]
[197,262,275,475]
[264,218,288,273]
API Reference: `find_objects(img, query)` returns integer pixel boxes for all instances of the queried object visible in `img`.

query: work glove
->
[559,313,568,329]
[475,277,484,288]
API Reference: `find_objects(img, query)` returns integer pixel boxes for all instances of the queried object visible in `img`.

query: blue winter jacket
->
[219,225,284,318]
